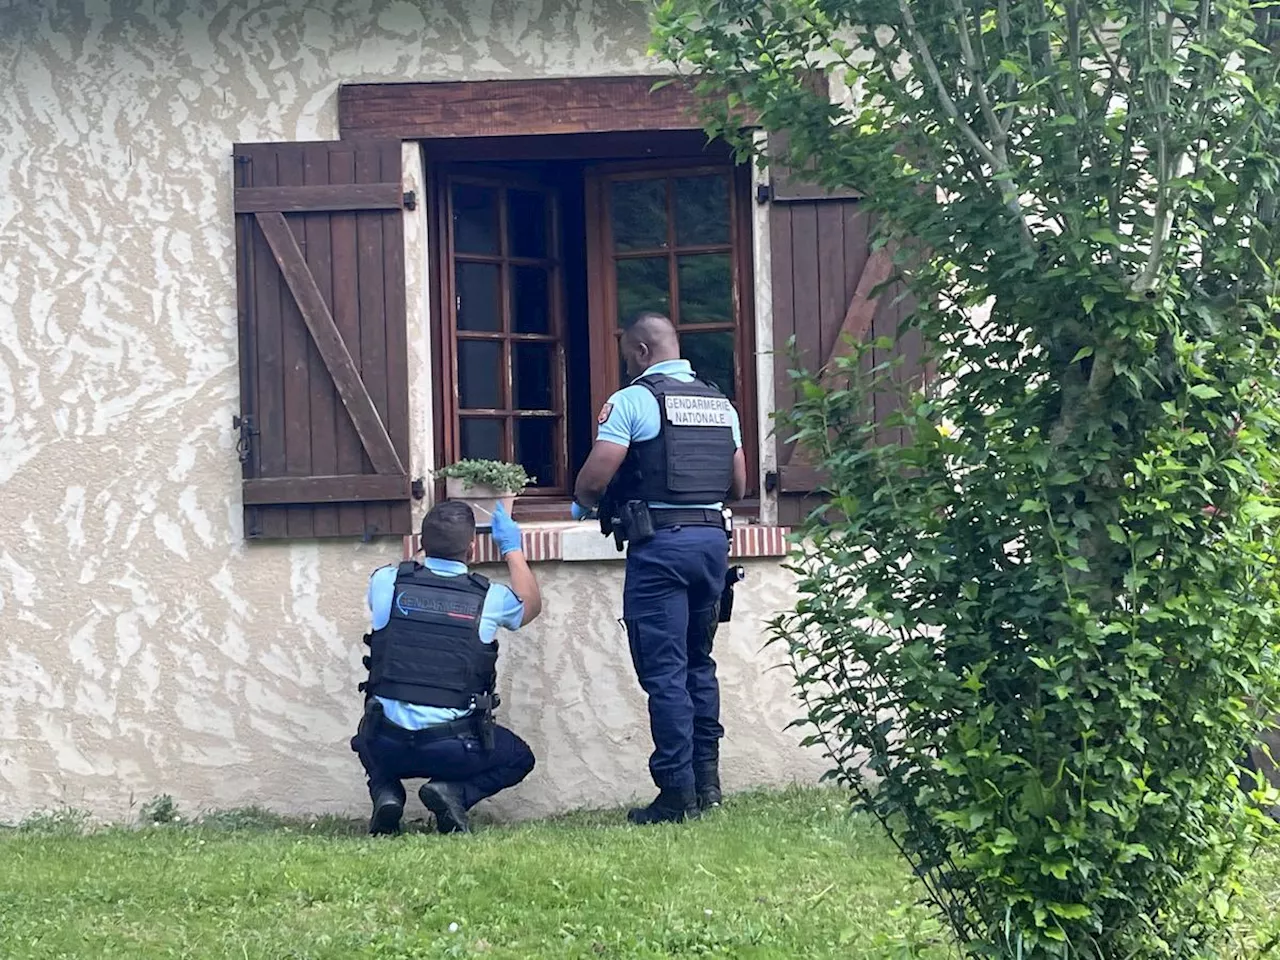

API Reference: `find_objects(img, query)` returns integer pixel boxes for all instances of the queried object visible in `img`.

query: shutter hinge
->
[411,477,426,500]
[233,154,252,165]
[232,413,257,464]
[764,470,779,493]
[362,524,379,543]
[756,183,773,205]
[403,190,417,210]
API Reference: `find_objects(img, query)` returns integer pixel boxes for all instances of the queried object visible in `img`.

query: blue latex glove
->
[490,504,523,556]
[571,501,595,521]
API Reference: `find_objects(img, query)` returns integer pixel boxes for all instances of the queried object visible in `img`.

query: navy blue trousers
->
[623,525,728,791]
[354,722,535,811]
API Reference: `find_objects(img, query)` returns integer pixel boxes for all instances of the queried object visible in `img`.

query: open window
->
[429,134,757,520]
[229,82,933,542]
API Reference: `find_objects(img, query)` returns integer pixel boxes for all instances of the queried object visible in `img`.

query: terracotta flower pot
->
[445,477,515,529]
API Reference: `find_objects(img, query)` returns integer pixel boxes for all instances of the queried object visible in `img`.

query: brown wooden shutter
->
[767,140,924,525]
[233,140,413,540]
[768,130,865,203]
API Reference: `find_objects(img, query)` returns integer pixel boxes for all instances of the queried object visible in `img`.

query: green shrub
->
[139,794,181,825]
[654,0,1280,955]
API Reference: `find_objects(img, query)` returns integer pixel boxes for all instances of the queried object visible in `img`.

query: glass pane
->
[515,418,556,489]
[677,254,733,325]
[455,262,501,332]
[458,340,502,409]
[615,256,670,327]
[508,189,548,259]
[610,179,667,251]
[460,418,504,461]
[513,342,554,411]
[674,175,730,246]
[452,183,499,255]
[511,265,550,334]
[682,331,736,401]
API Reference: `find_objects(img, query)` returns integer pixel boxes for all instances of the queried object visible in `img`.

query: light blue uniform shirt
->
[597,358,743,510]
[367,557,524,730]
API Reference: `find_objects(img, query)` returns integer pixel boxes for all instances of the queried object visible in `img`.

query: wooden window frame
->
[431,153,760,521]
[585,160,760,502]
[338,78,771,521]
[342,77,732,141]
[437,170,570,496]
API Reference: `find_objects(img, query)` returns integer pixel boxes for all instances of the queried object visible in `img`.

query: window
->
[441,175,568,494]
[433,149,756,517]
[586,166,749,412]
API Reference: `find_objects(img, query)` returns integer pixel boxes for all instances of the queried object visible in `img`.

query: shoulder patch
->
[597,402,614,425]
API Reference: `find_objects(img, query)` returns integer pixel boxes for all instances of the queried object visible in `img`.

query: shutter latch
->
[403,190,417,210]
[764,470,779,493]
[232,413,257,464]
[756,183,773,205]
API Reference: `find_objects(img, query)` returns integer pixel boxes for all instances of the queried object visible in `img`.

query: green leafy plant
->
[139,794,181,826]
[653,0,1280,957]
[436,460,532,495]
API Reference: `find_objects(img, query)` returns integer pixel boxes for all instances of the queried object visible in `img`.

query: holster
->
[350,697,384,753]
[599,491,626,552]
[719,565,745,623]
[473,692,499,752]
[620,500,654,546]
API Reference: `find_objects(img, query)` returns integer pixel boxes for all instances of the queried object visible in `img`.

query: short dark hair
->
[420,501,476,561]
[622,310,672,333]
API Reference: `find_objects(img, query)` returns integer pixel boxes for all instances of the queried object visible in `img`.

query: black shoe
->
[368,788,404,836]
[694,761,722,811]
[419,782,470,834]
[627,787,700,825]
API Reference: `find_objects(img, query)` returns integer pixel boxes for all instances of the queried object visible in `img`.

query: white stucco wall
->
[0,0,823,823]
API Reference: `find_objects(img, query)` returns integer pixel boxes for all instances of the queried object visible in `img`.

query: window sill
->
[402,521,792,565]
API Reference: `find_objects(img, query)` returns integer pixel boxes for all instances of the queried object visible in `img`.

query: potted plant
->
[435,460,532,527]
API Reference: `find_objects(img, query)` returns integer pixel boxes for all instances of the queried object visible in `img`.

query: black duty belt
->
[651,508,723,529]
[371,712,478,745]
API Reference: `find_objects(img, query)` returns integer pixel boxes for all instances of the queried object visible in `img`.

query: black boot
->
[419,782,470,834]
[627,786,700,825]
[694,761,722,811]
[368,786,404,836]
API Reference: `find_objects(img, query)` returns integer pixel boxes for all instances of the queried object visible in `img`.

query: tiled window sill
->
[402,523,792,565]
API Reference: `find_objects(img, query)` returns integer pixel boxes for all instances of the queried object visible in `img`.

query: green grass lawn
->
[1,788,1277,960]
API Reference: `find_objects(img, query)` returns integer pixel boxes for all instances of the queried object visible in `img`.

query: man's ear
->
[467,541,474,564]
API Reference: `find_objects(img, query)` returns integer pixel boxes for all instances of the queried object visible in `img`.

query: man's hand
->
[571,501,596,522]
[491,504,522,557]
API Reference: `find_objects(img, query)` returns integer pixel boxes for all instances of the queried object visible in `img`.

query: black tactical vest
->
[361,562,498,710]
[610,373,736,505]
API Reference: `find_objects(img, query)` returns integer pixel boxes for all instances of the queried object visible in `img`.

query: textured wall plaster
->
[0,0,823,822]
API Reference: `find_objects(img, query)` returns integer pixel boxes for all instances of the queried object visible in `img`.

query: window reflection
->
[456,262,501,331]
[453,184,499,255]
[616,257,670,324]
[610,179,667,251]
[458,340,502,408]
[461,418,503,460]
[674,175,730,246]
[682,331,736,400]
[513,342,554,411]
[508,189,548,259]
[677,254,733,324]
[515,419,554,487]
